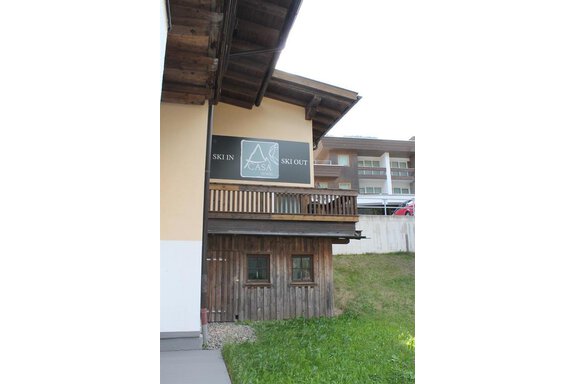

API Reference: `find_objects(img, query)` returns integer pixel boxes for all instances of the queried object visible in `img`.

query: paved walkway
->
[161,349,232,384]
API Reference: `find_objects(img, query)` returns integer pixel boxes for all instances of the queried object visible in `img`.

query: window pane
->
[292,256,312,282]
[399,162,407,168]
[393,188,401,194]
[391,161,399,168]
[338,155,349,166]
[247,255,269,281]
[293,257,300,269]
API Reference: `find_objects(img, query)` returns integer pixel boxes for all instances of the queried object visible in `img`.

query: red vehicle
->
[393,199,415,216]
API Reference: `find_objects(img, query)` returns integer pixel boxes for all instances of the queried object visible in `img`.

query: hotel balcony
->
[207,183,360,240]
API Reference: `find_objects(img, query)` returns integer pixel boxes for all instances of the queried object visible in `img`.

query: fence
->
[332,215,415,254]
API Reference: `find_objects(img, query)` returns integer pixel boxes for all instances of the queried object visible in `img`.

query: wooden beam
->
[272,69,359,100]
[161,90,207,104]
[162,81,212,96]
[223,69,262,87]
[227,55,269,73]
[219,95,254,109]
[264,90,307,107]
[166,36,208,55]
[254,0,303,106]
[236,18,281,47]
[213,0,237,104]
[240,0,288,18]
[209,212,359,222]
[305,95,321,120]
[312,114,334,126]
[170,5,223,23]
[170,0,214,9]
[164,53,218,72]
[163,68,211,85]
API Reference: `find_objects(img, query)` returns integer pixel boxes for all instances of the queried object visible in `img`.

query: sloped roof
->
[161,0,360,143]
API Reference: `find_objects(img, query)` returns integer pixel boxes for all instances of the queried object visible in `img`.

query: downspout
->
[200,102,214,344]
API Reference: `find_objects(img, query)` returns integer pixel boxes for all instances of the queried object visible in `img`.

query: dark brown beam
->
[170,5,223,23]
[241,0,288,18]
[213,0,237,104]
[162,90,207,104]
[227,55,269,73]
[264,90,307,107]
[254,0,303,106]
[305,95,321,120]
[163,68,211,85]
[235,18,281,47]
[164,53,218,72]
[166,36,209,55]
[312,114,334,126]
[162,81,212,96]
[219,95,254,109]
[222,70,262,88]
[170,0,214,9]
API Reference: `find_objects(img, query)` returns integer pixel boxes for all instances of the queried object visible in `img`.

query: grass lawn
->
[222,252,415,384]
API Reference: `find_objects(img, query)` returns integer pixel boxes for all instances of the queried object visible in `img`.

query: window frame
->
[291,255,314,284]
[338,182,352,190]
[337,154,350,166]
[246,254,271,284]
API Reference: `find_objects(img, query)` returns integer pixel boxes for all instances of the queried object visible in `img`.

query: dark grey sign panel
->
[211,135,310,184]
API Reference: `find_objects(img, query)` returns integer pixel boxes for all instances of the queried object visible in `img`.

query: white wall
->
[333,215,415,254]
[160,240,203,332]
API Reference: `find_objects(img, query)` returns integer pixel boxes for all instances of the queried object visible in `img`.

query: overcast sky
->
[276,1,417,141]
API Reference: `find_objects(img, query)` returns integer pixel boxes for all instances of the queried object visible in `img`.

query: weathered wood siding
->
[206,235,334,322]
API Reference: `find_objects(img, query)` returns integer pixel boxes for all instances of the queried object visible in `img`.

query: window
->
[390,160,409,176]
[317,182,328,189]
[337,154,350,166]
[358,160,380,168]
[393,187,411,194]
[338,183,351,190]
[247,255,270,282]
[292,255,313,282]
[359,186,382,195]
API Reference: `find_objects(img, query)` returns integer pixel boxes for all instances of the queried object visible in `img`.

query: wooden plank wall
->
[206,235,334,322]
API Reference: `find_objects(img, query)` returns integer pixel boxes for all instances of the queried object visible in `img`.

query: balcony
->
[390,167,415,180]
[357,167,387,179]
[208,183,360,238]
[313,161,343,178]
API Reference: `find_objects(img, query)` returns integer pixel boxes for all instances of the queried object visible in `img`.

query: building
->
[314,136,415,215]
[160,0,362,350]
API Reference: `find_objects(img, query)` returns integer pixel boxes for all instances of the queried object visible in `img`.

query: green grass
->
[222,252,415,384]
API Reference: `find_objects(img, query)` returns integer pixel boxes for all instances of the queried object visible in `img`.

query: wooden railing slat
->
[208,184,358,217]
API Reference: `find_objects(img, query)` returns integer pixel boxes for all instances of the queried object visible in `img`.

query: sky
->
[276,1,417,141]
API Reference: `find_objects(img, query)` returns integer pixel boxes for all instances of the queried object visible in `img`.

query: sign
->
[211,135,310,184]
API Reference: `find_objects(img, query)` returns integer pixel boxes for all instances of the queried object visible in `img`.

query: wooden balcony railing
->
[209,183,358,221]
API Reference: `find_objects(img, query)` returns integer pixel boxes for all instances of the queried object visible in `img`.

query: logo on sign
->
[240,140,279,179]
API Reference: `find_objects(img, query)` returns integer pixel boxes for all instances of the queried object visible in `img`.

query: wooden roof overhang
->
[161,1,361,146]
[265,70,362,146]
[161,0,303,106]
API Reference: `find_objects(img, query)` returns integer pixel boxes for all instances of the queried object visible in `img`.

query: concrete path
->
[161,349,232,384]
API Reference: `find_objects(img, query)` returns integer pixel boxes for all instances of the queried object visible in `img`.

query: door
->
[206,251,237,322]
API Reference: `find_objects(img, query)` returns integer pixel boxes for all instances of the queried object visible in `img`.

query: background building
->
[314,136,415,215]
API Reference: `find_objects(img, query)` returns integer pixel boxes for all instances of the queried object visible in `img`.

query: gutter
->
[200,102,214,343]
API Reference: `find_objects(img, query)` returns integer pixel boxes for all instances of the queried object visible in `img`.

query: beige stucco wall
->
[160,102,208,241]
[212,97,314,187]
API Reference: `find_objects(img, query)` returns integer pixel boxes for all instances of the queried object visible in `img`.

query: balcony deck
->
[208,183,360,238]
